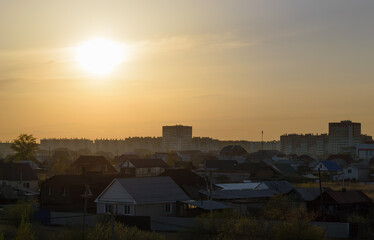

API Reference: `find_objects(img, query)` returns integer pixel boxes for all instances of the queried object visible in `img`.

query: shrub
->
[1,201,34,227]
[14,212,36,240]
[87,221,164,240]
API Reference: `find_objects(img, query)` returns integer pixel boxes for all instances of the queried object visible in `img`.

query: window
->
[348,169,352,174]
[23,182,30,188]
[124,205,131,215]
[62,187,67,196]
[105,204,113,213]
[165,203,172,213]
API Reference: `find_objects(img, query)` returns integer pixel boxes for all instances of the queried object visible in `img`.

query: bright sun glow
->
[75,38,129,76]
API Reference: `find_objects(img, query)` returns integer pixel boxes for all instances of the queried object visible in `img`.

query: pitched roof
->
[272,163,297,175]
[258,180,293,194]
[0,162,38,181]
[182,200,229,210]
[324,190,372,204]
[215,183,261,190]
[233,162,275,176]
[294,188,331,201]
[72,155,117,174]
[115,177,190,204]
[220,145,248,156]
[199,189,278,200]
[125,158,169,168]
[43,174,117,186]
[320,161,341,171]
[247,150,285,162]
[159,169,205,187]
[74,155,109,165]
[327,154,354,163]
[205,160,238,170]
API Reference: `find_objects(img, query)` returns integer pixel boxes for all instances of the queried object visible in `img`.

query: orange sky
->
[1,1,374,141]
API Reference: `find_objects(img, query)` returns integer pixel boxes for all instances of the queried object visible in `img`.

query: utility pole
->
[318,167,324,217]
[261,131,264,151]
[82,185,93,240]
[111,205,115,240]
[209,170,213,215]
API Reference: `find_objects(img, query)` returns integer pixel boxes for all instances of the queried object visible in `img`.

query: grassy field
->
[295,182,374,200]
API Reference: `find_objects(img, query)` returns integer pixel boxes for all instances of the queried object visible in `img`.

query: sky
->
[1,0,374,141]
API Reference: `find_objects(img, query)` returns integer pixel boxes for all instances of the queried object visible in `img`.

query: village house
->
[95,176,190,217]
[312,161,342,178]
[309,189,372,219]
[289,187,331,208]
[159,169,206,199]
[116,158,169,177]
[0,162,39,192]
[199,188,278,215]
[40,174,117,212]
[335,164,370,181]
[71,155,117,175]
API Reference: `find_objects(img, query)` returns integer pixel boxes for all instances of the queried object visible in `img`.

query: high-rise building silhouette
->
[162,125,193,151]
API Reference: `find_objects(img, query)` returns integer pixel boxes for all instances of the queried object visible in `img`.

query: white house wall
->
[135,203,175,217]
[97,180,135,204]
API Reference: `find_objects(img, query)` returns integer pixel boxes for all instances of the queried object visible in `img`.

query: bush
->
[14,212,36,240]
[1,201,34,227]
[273,221,326,240]
[87,221,164,240]
[261,195,292,221]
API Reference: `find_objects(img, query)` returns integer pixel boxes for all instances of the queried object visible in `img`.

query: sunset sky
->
[1,0,374,141]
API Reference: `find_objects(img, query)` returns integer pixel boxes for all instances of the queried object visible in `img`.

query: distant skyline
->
[0,120,372,143]
[1,1,374,141]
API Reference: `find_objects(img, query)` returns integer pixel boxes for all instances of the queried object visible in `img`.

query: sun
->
[75,38,128,76]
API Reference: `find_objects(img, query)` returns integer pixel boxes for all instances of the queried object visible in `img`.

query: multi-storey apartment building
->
[328,120,363,155]
[162,125,193,151]
[39,138,95,152]
[280,134,328,157]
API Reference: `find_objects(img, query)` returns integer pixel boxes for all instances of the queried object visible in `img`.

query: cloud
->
[134,33,256,57]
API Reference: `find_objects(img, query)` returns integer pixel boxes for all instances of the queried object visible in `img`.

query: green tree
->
[11,134,39,162]
[261,195,293,221]
[50,156,72,175]
[14,212,36,240]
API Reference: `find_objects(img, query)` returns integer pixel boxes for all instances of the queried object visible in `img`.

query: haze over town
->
[2,1,374,240]
[1,1,374,141]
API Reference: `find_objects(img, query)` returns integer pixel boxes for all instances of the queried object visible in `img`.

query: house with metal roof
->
[312,160,342,172]
[215,182,262,191]
[95,176,190,217]
[256,180,294,194]
[199,188,278,214]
